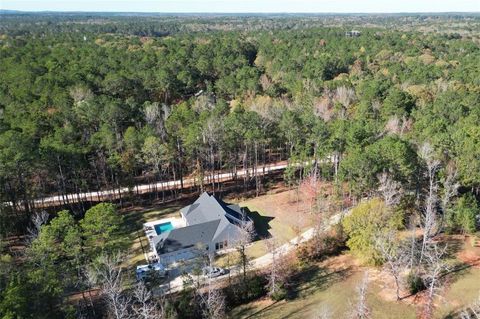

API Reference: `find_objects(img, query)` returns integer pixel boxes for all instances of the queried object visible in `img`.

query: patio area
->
[143,217,186,262]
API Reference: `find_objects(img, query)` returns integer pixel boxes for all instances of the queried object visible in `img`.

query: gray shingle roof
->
[181,192,246,225]
[155,192,246,255]
[154,219,220,254]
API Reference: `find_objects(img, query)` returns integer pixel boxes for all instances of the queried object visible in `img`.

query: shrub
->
[223,274,268,307]
[248,275,268,301]
[296,226,346,263]
[406,272,425,295]
[270,285,287,301]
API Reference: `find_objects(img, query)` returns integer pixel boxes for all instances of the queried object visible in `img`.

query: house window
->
[224,240,228,248]
[215,242,224,250]
[215,243,219,250]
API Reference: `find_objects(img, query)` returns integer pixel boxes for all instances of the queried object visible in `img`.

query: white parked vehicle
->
[136,263,168,281]
[202,266,226,278]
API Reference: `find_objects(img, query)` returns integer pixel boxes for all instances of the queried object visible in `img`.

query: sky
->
[1,0,479,13]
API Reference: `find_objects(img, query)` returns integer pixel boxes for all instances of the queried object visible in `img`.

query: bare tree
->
[197,255,226,319]
[384,116,401,136]
[422,243,450,319]
[377,173,402,207]
[299,175,320,214]
[384,115,412,136]
[132,282,161,319]
[70,85,93,105]
[264,236,291,298]
[259,74,273,92]
[460,294,480,319]
[201,116,224,192]
[350,272,370,319]
[26,211,49,243]
[314,95,335,122]
[419,143,441,262]
[235,219,255,285]
[144,102,170,139]
[335,86,356,109]
[265,237,280,297]
[193,94,215,112]
[407,216,420,270]
[88,253,132,319]
[437,163,459,234]
[199,285,225,319]
[374,231,408,300]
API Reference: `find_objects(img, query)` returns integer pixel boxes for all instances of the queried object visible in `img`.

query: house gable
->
[154,192,250,259]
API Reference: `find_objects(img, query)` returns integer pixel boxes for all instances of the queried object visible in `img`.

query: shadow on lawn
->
[235,265,353,319]
[442,236,464,260]
[244,207,275,240]
[233,300,283,319]
[286,264,353,300]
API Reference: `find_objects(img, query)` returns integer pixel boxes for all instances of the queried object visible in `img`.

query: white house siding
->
[158,247,201,266]
[212,224,242,251]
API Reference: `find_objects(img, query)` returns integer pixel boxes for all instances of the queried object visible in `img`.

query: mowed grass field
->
[233,188,317,259]
[229,237,480,319]
[229,253,417,319]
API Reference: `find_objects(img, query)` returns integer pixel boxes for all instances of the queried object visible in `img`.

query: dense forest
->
[0,13,480,319]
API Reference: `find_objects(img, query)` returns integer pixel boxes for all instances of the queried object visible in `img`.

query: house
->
[345,30,361,37]
[151,192,252,266]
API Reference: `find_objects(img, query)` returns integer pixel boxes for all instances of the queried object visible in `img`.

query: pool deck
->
[143,217,186,262]
[144,217,186,230]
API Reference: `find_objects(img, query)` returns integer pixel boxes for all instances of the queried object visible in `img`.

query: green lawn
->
[437,267,480,318]
[229,240,480,319]
[217,189,314,266]
[229,255,417,319]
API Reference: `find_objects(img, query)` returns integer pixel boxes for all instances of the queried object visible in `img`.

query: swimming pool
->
[154,222,174,235]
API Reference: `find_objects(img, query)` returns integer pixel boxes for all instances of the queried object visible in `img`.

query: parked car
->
[136,263,168,281]
[202,266,226,278]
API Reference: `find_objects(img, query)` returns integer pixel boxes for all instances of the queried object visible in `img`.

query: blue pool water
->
[154,222,174,235]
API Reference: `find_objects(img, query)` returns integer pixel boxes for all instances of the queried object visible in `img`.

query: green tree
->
[25,211,81,318]
[0,276,31,319]
[342,198,403,265]
[340,136,417,196]
[446,194,479,234]
[28,210,82,290]
[381,88,416,120]
[81,203,123,255]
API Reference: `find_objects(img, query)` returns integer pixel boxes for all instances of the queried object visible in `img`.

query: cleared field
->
[229,254,417,319]
[236,188,317,259]
[229,237,480,319]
